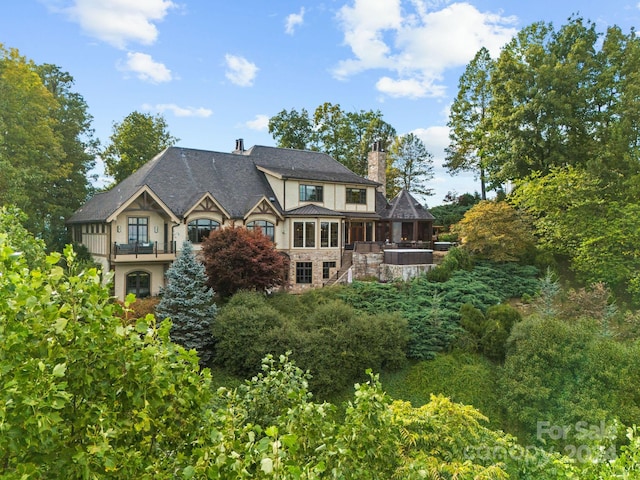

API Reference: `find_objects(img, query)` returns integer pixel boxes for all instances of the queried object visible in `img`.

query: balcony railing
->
[112,241,176,258]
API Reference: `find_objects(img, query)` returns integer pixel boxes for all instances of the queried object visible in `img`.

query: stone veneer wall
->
[353,251,435,283]
[287,250,341,294]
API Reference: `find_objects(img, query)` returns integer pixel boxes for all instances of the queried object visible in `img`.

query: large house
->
[67,140,435,300]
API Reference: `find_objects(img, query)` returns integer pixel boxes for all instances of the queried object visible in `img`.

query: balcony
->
[111,241,177,263]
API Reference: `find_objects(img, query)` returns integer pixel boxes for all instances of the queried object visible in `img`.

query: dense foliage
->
[0,46,96,250]
[268,102,396,177]
[212,291,408,397]
[156,241,217,365]
[201,225,288,298]
[453,200,537,262]
[101,110,178,184]
[340,259,539,360]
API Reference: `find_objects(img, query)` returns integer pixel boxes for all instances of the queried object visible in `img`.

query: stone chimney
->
[233,138,245,154]
[367,140,387,198]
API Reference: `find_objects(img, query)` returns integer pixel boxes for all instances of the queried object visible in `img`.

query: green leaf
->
[52,363,66,377]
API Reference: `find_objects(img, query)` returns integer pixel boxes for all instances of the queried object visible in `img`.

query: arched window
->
[126,271,150,298]
[188,219,220,243]
[246,220,275,242]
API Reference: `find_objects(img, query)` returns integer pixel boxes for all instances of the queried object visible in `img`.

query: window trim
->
[299,184,324,203]
[293,221,316,248]
[346,187,367,205]
[126,270,151,298]
[128,216,149,244]
[322,261,336,279]
[246,219,275,243]
[320,221,339,248]
[187,218,220,243]
[296,262,313,284]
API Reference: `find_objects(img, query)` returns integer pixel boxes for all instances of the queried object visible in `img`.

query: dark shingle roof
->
[68,147,281,223]
[249,145,378,186]
[380,190,435,221]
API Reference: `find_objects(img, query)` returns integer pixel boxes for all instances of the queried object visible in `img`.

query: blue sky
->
[3,0,640,205]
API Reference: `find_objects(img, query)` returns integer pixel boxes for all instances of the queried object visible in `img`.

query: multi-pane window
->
[323,261,336,279]
[320,221,339,248]
[296,262,313,284]
[126,271,150,298]
[246,220,275,242]
[128,217,148,244]
[346,188,367,204]
[299,184,323,202]
[188,219,220,243]
[293,221,315,248]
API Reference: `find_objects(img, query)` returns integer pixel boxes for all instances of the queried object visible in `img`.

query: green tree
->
[0,239,214,478]
[268,107,314,149]
[453,200,536,262]
[387,133,434,198]
[201,225,288,298]
[486,18,600,184]
[155,241,217,365]
[0,45,73,248]
[35,63,98,250]
[445,47,495,199]
[0,205,46,269]
[269,103,396,176]
[102,111,178,184]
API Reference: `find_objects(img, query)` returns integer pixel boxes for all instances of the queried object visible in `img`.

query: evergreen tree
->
[156,241,217,364]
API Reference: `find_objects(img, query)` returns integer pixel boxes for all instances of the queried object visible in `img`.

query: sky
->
[3,0,640,206]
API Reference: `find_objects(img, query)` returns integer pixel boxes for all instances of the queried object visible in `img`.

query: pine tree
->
[156,241,217,364]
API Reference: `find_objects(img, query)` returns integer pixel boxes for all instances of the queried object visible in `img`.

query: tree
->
[155,241,217,365]
[268,107,314,149]
[0,45,85,249]
[486,18,601,185]
[35,63,98,250]
[201,225,288,298]
[445,47,495,199]
[387,133,434,198]
[0,205,46,270]
[0,240,214,477]
[453,200,536,262]
[102,111,178,184]
[268,103,396,177]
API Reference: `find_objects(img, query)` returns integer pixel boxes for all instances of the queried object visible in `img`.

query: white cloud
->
[334,1,517,99]
[224,54,259,87]
[245,114,270,131]
[285,7,305,35]
[143,103,213,117]
[60,0,176,49]
[411,125,449,168]
[376,76,444,99]
[121,52,172,83]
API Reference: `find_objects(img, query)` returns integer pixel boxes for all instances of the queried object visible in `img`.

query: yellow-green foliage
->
[453,200,536,261]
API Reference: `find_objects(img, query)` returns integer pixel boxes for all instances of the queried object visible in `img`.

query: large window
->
[346,188,367,205]
[128,217,148,244]
[320,221,339,248]
[246,220,275,242]
[299,184,323,202]
[126,271,150,298]
[296,262,313,284]
[188,219,220,243]
[293,221,315,248]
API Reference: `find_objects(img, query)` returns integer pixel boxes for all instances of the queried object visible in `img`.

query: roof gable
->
[381,190,435,221]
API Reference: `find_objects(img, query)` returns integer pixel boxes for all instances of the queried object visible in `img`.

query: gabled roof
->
[68,146,283,223]
[380,190,435,221]
[250,146,378,186]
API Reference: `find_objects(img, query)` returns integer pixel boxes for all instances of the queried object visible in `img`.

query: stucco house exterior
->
[67,140,435,300]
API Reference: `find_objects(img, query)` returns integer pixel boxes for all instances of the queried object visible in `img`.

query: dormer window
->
[299,184,323,202]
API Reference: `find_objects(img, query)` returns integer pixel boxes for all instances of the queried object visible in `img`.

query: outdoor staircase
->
[324,250,353,287]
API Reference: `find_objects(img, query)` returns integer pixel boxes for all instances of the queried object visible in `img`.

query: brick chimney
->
[367,140,387,198]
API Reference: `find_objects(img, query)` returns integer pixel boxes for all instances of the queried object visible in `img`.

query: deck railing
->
[112,241,176,258]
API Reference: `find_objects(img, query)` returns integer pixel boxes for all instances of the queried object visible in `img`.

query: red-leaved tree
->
[201,225,289,298]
